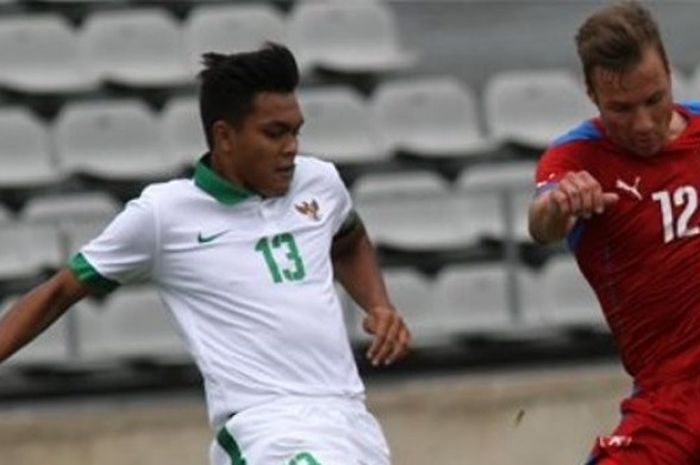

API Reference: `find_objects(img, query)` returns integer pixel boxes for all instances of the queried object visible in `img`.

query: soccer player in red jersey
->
[530,2,700,464]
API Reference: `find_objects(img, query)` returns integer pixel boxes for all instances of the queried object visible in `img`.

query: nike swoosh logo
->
[197,230,230,244]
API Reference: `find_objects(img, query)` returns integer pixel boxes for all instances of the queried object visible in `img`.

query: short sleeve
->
[68,190,158,290]
[327,164,353,235]
[535,145,584,197]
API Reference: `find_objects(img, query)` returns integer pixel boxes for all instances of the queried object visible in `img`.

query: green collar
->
[193,154,255,205]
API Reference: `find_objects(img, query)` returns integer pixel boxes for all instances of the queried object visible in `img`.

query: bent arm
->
[331,212,410,365]
[0,268,92,363]
[528,190,577,244]
[332,213,391,312]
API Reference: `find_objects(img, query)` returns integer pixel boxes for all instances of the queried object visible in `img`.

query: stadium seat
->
[433,263,513,336]
[0,107,61,189]
[288,0,415,76]
[0,14,97,94]
[0,220,62,281]
[0,204,11,223]
[184,4,287,76]
[671,67,692,102]
[54,99,174,180]
[540,255,606,330]
[298,86,386,164]
[81,8,191,88]
[161,95,207,169]
[79,286,188,363]
[22,191,121,256]
[687,64,700,100]
[352,170,464,250]
[1,295,68,366]
[456,161,536,242]
[371,76,494,158]
[483,69,596,149]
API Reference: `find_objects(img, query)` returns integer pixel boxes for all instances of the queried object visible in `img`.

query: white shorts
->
[209,396,391,465]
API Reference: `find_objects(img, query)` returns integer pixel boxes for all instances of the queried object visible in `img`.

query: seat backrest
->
[0,107,58,187]
[161,95,207,168]
[81,8,189,85]
[184,4,286,74]
[289,0,410,73]
[484,69,595,148]
[54,99,169,178]
[298,86,384,163]
[0,14,94,92]
[353,171,463,248]
[372,76,485,155]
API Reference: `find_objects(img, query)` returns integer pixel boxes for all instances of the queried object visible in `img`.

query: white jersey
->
[68,155,365,427]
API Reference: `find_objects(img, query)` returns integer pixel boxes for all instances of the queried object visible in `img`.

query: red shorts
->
[585,375,700,465]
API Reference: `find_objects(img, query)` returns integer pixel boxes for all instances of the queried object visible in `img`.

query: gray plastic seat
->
[161,95,207,169]
[184,4,287,76]
[372,76,494,157]
[298,86,386,163]
[54,99,174,179]
[0,14,97,93]
[0,107,61,188]
[289,0,415,76]
[484,69,596,149]
[81,9,190,87]
[352,171,464,249]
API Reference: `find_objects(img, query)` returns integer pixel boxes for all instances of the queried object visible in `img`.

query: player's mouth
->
[275,164,295,180]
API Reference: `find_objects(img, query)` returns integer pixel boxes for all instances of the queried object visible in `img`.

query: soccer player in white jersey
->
[0,43,411,465]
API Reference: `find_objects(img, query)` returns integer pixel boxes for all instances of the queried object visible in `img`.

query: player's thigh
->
[210,401,390,465]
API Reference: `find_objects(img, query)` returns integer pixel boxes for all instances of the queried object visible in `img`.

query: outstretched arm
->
[331,212,411,366]
[0,268,92,363]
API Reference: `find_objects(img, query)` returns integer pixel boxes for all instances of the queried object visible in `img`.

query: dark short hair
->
[576,1,669,91]
[198,42,300,149]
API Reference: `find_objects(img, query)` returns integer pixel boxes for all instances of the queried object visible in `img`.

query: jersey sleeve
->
[67,189,159,292]
[535,144,585,197]
[327,163,354,235]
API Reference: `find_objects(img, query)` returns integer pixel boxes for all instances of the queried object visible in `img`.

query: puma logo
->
[616,176,642,201]
[294,199,321,221]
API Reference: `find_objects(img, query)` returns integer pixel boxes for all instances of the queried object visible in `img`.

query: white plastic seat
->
[0,15,97,93]
[22,191,121,255]
[687,65,700,100]
[541,256,606,329]
[81,9,191,87]
[371,76,493,157]
[184,4,287,75]
[79,286,188,362]
[484,69,596,149]
[0,220,62,280]
[289,0,415,75]
[352,171,463,249]
[298,86,386,163]
[456,162,536,242]
[0,107,61,188]
[161,95,207,169]
[54,99,173,179]
[1,295,68,366]
[433,263,512,336]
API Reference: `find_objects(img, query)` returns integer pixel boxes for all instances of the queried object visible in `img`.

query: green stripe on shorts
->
[216,426,246,465]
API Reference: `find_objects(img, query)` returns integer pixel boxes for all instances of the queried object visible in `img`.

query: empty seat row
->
[0,98,203,187]
[2,257,602,367]
[0,286,188,367]
[0,73,593,188]
[354,164,535,249]
[343,257,606,349]
[0,1,413,93]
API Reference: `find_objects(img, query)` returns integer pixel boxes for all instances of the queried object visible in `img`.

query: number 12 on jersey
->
[255,233,307,283]
[652,186,700,243]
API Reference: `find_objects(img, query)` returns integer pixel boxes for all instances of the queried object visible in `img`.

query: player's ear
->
[212,120,236,153]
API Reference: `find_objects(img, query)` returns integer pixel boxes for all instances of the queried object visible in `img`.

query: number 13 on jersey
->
[255,233,307,283]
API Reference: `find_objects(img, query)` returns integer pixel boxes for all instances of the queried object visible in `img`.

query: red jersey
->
[536,102,700,388]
